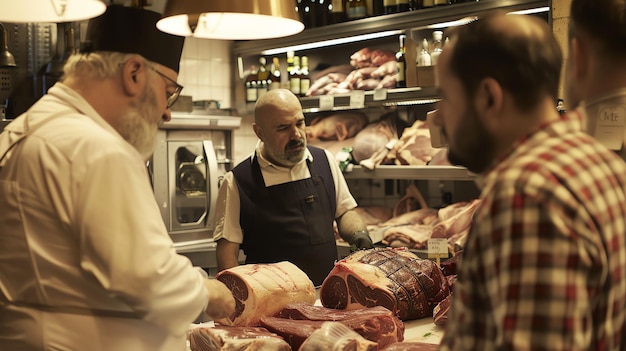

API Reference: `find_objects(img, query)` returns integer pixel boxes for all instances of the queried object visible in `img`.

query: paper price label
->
[373,88,388,101]
[428,238,449,258]
[319,95,334,111]
[349,90,365,109]
[593,104,626,150]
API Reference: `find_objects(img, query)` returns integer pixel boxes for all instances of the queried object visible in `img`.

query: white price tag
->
[349,90,366,109]
[428,238,449,259]
[592,104,626,150]
[373,88,388,101]
[319,95,334,111]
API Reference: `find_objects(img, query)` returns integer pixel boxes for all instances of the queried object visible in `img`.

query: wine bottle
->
[383,0,397,14]
[257,57,269,98]
[300,56,311,96]
[269,57,282,90]
[396,34,407,88]
[330,0,347,23]
[417,38,432,66]
[245,65,258,103]
[430,31,443,65]
[289,55,302,96]
[347,0,367,20]
[397,0,410,12]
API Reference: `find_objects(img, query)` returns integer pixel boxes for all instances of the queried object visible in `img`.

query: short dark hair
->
[447,13,562,113]
[570,0,626,60]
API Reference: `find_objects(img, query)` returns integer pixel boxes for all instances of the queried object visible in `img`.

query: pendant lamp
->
[0,0,106,23]
[157,0,304,40]
[0,24,16,68]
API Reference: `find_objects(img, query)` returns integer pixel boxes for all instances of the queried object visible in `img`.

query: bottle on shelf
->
[434,0,449,6]
[347,0,367,20]
[245,65,258,103]
[395,34,407,88]
[397,0,411,12]
[330,0,347,23]
[422,0,434,8]
[417,38,432,66]
[383,0,397,14]
[372,0,385,15]
[257,56,269,98]
[430,31,443,65]
[269,57,282,90]
[289,54,302,96]
[300,56,311,96]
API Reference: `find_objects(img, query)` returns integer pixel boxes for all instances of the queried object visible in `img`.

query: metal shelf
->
[233,0,549,57]
[299,86,440,113]
[343,165,476,181]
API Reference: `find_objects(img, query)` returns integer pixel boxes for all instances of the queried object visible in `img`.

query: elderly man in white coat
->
[0,5,234,351]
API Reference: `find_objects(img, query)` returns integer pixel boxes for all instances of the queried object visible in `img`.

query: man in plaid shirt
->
[434,12,626,350]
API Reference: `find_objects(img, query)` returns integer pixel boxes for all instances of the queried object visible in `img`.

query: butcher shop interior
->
[0,0,603,350]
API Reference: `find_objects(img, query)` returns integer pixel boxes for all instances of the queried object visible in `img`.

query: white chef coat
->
[0,83,208,351]
[213,142,358,244]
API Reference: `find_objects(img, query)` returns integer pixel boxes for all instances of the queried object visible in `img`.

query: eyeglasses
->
[150,66,184,109]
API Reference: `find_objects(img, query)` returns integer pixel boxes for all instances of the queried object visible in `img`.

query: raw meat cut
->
[350,48,396,68]
[353,206,393,225]
[431,199,481,253]
[306,112,368,141]
[432,293,452,326]
[382,224,434,249]
[387,120,439,166]
[320,247,450,321]
[260,303,403,350]
[392,183,429,217]
[215,261,316,327]
[299,322,378,351]
[187,324,290,351]
[352,112,407,163]
[380,342,440,351]
[272,302,404,348]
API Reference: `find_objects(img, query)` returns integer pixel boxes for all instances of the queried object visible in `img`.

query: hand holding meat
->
[203,278,236,320]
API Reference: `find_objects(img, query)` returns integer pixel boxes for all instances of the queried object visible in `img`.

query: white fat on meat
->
[215,261,316,327]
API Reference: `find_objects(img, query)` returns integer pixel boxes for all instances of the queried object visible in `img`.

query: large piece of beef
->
[299,322,378,351]
[260,303,403,350]
[215,261,316,326]
[187,324,291,351]
[320,247,450,321]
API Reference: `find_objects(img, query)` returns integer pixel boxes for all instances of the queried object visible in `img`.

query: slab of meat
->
[320,247,450,321]
[306,111,368,141]
[387,120,439,166]
[432,293,452,326]
[272,302,404,348]
[431,199,481,253]
[187,324,291,351]
[353,206,393,225]
[380,342,440,351]
[215,261,316,327]
[260,303,403,350]
[352,112,406,163]
[382,224,434,249]
[299,322,378,351]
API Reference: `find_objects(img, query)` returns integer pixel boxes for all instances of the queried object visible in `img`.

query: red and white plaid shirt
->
[440,109,626,350]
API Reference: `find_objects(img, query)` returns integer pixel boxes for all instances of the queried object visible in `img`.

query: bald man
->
[433,13,626,349]
[214,89,371,286]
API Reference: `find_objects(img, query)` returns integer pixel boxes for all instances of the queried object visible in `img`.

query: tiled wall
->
[177,37,258,164]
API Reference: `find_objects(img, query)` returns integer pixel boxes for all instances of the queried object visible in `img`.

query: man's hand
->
[203,279,236,320]
[350,230,374,251]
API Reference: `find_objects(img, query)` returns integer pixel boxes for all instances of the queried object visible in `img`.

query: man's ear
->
[474,77,503,132]
[252,122,264,141]
[121,56,146,97]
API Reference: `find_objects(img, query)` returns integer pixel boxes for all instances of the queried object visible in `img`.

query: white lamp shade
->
[0,0,106,23]
[157,0,304,40]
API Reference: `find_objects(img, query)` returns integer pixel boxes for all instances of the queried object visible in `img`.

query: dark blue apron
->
[232,146,337,286]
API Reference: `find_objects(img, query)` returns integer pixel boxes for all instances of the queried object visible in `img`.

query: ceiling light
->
[0,0,106,23]
[157,0,305,40]
[0,24,16,68]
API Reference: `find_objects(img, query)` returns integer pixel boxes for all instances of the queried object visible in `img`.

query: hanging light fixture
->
[0,24,16,68]
[0,0,106,23]
[157,0,304,40]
